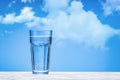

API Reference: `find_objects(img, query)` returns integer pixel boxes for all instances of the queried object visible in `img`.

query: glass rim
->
[29,29,52,37]
[29,29,53,32]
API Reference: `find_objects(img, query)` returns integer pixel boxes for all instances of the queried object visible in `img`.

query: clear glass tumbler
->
[30,30,52,74]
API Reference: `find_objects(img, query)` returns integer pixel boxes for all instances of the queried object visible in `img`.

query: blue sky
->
[0,0,120,71]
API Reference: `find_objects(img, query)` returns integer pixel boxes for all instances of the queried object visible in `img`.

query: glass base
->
[32,70,49,74]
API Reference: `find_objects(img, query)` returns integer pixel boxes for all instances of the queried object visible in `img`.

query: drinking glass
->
[30,30,52,74]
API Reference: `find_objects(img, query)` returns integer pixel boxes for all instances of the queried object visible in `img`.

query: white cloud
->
[8,0,16,7]
[21,0,34,3]
[1,7,53,29]
[2,7,35,24]
[0,0,120,49]
[102,0,120,16]
[25,17,53,29]
[15,7,35,23]
[21,0,27,3]
[43,0,69,13]
[2,13,16,24]
[45,0,120,49]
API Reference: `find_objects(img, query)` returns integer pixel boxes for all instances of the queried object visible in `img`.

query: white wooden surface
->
[0,72,120,80]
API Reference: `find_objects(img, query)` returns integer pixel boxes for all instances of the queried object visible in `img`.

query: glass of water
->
[30,30,52,74]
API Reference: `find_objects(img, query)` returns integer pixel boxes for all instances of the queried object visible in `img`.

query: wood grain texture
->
[0,72,120,80]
